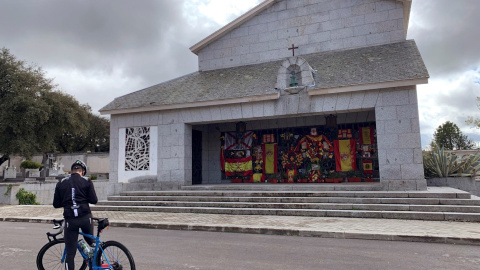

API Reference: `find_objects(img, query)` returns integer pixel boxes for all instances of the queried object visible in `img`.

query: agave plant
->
[453,153,480,177]
[423,147,480,177]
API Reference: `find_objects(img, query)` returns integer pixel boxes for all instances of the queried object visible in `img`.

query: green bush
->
[87,175,98,180]
[16,188,40,205]
[423,147,480,177]
[20,160,42,169]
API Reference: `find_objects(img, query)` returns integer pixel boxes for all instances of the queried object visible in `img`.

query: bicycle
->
[36,217,135,270]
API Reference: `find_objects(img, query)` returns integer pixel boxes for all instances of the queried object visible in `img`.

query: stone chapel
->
[100,0,429,193]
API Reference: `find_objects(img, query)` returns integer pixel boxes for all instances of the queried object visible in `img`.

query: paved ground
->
[1,205,480,246]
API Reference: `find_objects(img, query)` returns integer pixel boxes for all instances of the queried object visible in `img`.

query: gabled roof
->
[190,0,413,55]
[190,0,278,55]
[100,40,428,115]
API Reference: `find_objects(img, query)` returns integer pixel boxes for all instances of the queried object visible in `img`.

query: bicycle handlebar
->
[46,219,64,242]
[45,217,110,241]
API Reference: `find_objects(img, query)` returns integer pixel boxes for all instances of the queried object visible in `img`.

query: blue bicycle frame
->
[38,218,134,270]
[60,231,114,270]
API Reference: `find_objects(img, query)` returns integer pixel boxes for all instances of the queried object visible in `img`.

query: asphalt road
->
[2,221,480,270]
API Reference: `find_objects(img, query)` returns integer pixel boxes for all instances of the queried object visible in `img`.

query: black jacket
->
[53,173,98,218]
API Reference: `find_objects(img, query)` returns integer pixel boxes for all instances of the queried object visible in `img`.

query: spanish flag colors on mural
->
[262,144,278,174]
[334,139,357,172]
[224,157,253,177]
[363,160,373,174]
[359,126,374,145]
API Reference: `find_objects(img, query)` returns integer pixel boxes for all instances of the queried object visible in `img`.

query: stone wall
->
[0,180,110,205]
[198,0,405,71]
[0,152,110,177]
[427,177,479,197]
[55,153,110,175]
[110,112,192,189]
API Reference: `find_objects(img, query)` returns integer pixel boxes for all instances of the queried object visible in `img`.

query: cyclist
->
[53,160,98,270]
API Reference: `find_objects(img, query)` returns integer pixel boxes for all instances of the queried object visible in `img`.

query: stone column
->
[107,115,120,195]
[158,123,192,189]
[376,87,426,191]
[205,125,222,184]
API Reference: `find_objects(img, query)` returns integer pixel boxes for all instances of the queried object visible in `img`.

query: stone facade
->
[102,0,427,192]
[109,85,424,190]
[198,0,405,71]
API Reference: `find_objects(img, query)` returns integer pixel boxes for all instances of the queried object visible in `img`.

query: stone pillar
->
[108,115,120,195]
[158,123,192,189]
[376,87,426,191]
[205,125,222,184]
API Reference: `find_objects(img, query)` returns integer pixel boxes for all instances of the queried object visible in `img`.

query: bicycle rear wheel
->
[97,240,135,270]
[36,239,87,270]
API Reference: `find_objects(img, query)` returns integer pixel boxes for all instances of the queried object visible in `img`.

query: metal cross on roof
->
[288,44,299,56]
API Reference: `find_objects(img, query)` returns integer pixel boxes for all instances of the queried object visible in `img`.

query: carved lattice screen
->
[125,127,150,171]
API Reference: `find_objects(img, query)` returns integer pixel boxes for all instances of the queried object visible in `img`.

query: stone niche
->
[276,56,315,95]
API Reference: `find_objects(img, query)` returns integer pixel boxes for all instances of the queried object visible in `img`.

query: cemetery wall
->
[0,180,110,205]
[0,152,109,177]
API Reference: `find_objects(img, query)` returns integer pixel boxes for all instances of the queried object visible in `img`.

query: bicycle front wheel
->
[97,241,136,270]
[36,239,87,270]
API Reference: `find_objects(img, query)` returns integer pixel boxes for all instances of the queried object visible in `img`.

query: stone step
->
[91,205,480,222]
[181,183,384,191]
[118,190,471,199]
[106,195,480,205]
[101,187,480,222]
[96,200,480,213]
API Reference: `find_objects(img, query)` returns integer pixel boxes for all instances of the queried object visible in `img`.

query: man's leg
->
[64,219,79,270]
[79,213,94,246]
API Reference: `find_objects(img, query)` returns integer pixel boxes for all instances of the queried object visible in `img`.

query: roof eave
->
[99,92,280,116]
[398,0,412,38]
[189,0,278,55]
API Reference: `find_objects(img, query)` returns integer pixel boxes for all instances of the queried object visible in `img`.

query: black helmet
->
[71,160,87,175]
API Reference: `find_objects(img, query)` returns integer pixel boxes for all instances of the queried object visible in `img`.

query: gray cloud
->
[0,0,222,93]
[409,0,480,147]
[433,79,479,114]
[1,1,171,65]
[408,0,480,78]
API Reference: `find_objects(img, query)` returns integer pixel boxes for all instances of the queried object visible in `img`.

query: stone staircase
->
[92,184,480,222]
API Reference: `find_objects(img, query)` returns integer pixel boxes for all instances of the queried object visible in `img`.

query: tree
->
[466,97,480,129]
[432,121,475,150]
[86,111,110,152]
[0,48,89,165]
[57,105,110,153]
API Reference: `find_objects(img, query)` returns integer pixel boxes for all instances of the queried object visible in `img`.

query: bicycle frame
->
[39,218,131,270]
[58,231,114,270]
[78,231,113,270]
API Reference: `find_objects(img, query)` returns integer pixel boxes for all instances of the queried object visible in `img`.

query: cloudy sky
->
[1,0,479,148]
